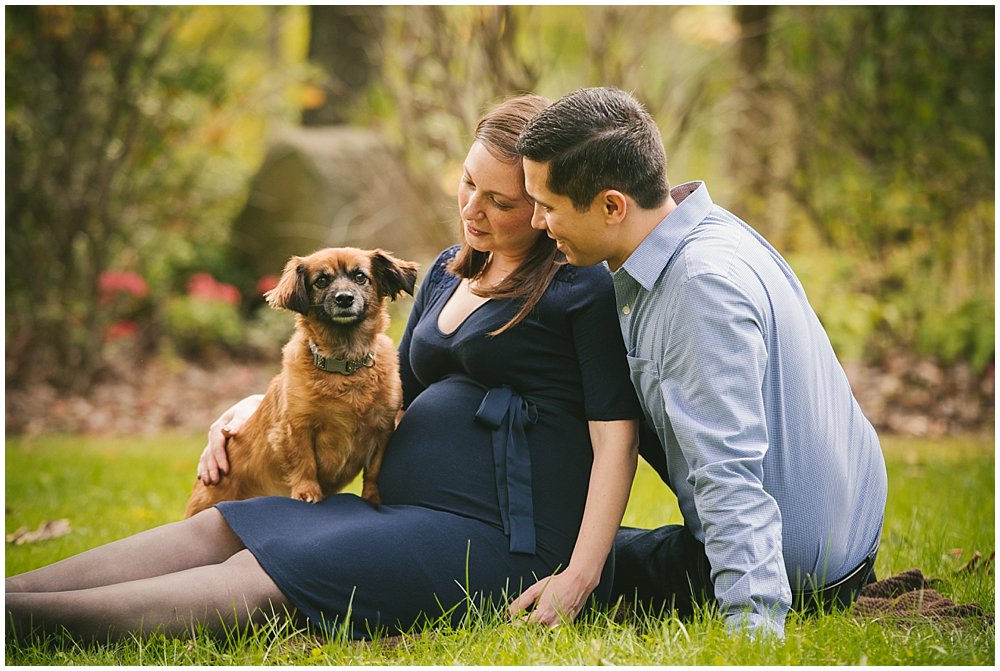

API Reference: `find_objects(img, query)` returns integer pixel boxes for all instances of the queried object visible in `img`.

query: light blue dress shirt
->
[612,181,887,637]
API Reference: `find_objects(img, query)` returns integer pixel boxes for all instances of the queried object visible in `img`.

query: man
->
[517,87,886,638]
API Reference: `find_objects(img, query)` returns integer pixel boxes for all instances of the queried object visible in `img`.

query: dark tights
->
[5,508,295,643]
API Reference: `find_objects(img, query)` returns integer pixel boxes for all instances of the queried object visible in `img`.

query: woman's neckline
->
[435,277,494,337]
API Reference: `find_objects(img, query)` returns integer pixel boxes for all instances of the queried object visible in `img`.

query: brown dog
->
[185,247,418,517]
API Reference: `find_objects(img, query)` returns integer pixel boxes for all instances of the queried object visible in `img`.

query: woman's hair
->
[449,93,564,336]
[516,87,669,211]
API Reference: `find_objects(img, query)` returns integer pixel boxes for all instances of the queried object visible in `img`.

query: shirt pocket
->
[626,351,664,430]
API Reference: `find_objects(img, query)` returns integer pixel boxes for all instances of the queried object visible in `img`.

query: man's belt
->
[793,539,880,613]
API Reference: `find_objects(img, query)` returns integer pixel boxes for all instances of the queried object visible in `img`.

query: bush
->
[243,305,297,358]
[164,296,246,359]
[163,273,246,359]
[917,296,995,373]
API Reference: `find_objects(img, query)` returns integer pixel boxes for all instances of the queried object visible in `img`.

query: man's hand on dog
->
[198,394,264,485]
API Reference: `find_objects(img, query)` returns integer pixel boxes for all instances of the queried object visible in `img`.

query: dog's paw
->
[291,483,324,504]
[360,484,381,507]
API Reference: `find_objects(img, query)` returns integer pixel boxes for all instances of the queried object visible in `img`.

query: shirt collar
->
[617,181,713,290]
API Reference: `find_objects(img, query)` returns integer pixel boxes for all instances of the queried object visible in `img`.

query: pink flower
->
[256,275,279,295]
[186,273,241,305]
[99,270,149,300]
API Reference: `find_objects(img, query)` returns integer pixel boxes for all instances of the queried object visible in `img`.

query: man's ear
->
[601,190,629,224]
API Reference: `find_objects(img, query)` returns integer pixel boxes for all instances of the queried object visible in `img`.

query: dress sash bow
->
[474,385,538,555]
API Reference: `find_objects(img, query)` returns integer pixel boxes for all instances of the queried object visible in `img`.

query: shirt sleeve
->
[568,266,643,422]
[660,270,790,638]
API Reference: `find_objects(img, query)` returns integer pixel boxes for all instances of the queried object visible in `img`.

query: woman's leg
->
[6,508,244,593]
[6,548,295,643]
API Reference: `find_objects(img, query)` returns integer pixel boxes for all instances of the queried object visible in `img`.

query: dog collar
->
[309,340,375,375]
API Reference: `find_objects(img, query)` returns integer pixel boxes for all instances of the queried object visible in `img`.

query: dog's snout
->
[321,278,365,325]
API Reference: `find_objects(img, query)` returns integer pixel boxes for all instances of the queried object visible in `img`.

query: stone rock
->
[229,124,454,296]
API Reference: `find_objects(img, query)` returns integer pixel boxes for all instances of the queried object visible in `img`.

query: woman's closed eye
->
[490,196,514,210]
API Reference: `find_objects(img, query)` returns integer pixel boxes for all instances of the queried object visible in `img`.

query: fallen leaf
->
[6,518,72,545]
[956,550,995,575]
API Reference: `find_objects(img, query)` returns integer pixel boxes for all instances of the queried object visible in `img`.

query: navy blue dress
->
[217,247,640,639]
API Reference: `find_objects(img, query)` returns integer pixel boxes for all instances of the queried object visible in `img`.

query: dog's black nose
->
[334,292,355,308]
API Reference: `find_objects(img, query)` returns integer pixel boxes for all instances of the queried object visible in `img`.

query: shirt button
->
[622,305,631,315]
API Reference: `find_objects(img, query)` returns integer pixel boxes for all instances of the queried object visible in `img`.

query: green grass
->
[5,432,995,665]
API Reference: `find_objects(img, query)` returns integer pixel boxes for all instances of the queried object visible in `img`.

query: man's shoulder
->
[673,209,746,281]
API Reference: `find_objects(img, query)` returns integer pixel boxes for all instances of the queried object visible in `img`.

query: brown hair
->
[517,87,669,210]
[449,93,564,335]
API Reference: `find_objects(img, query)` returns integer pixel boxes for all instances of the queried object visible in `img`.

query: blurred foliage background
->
[4,6,994,433]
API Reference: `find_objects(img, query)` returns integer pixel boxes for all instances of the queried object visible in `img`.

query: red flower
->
[256,275,279,295]
[105,320,139,340]
[99,270,149,300]
[186,273,241,305]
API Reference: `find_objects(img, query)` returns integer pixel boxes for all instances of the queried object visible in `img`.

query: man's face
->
[522,158,609,267]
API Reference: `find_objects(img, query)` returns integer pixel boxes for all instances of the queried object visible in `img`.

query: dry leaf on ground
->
[6,518,72,545]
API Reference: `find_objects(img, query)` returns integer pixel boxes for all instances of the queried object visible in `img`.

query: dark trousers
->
[611,525,878,617]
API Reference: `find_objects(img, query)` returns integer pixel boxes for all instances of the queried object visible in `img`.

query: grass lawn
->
[4,432,995,665]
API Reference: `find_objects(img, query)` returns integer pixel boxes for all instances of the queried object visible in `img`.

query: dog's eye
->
[352,272,369,285]
[313,276,330,289]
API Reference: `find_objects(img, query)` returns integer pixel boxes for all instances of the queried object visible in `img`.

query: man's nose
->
[529,205,546,230]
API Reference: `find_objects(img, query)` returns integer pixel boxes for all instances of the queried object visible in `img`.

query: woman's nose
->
[461,193,485,220]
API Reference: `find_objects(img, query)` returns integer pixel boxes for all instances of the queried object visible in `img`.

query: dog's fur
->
[185,247,418,518]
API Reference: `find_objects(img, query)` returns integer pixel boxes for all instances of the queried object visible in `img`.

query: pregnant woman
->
[7,94,641,642]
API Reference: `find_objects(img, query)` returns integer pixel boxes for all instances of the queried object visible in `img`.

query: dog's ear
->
[265,257,311,314]
[370,249,419,300]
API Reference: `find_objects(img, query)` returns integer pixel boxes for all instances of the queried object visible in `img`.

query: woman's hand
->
[508,419,638,628]
[197,394,263,485]
[508,569,594,627]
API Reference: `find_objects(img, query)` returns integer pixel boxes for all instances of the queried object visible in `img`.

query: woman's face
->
[458,141,540,262]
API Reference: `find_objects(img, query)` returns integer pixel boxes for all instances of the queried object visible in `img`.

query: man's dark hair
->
[517,87,669,211]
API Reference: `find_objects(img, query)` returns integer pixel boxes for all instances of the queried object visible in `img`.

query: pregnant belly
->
[378,376,502,527]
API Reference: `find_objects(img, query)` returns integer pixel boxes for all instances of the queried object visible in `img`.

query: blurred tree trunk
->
[301,6,384,126]
[229,5,452,292]
[728,6,775,237]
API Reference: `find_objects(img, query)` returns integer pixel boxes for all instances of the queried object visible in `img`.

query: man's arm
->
[662,271,790,638]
